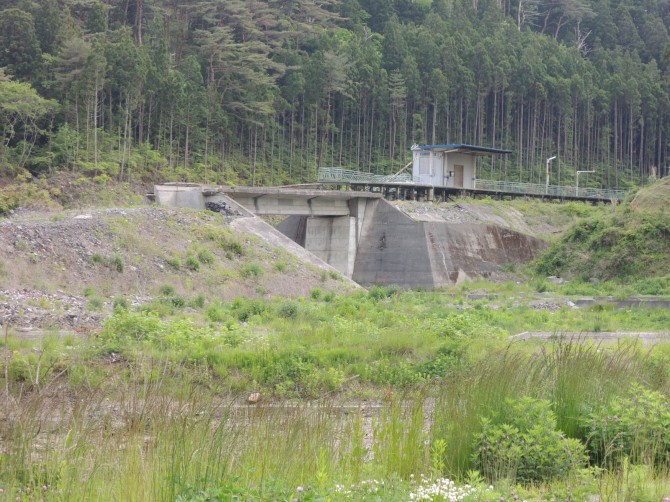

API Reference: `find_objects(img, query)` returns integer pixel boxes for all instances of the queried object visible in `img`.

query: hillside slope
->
[536,181,670,282]
[0,206,355,329]
[631,177,670,213]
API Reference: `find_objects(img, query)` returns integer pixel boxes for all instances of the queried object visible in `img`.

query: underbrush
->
[535,204,670,282]
[3,341,670,500]
[3,289,670,499]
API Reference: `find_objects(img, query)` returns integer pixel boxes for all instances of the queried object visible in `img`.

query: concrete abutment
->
[153,184,546,289]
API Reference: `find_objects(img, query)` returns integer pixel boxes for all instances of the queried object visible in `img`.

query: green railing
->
[318,167,413,184]
[473,179,628,200]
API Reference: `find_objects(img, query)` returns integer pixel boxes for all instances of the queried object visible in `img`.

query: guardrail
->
[318,167,413,184]
[473,179,628,200]
[318,167,628,200]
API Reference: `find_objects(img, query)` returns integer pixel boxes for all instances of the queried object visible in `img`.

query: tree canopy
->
[1,0,669,188]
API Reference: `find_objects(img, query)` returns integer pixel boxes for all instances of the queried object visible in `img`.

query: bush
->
[169,296,186,308]
[310,287,322,300]
[206,302,228,322]
[109,255,124,273]
[241,262,263,278]
[100,311,163,344]
[112,296,129,312]
[368,285,399,301]
[185,255,201,271]
[582,385,670,468]
[159,284,175,296]
[0,189,20,216]
[167,257,181,270]
[190,293,206,309]
[277,300,299,319]
[274,260,287,272]
[90,253,104,264]
[197,248,215,265]
[233,297,268,322]
[474,397,587,484]
[87,297,104,311]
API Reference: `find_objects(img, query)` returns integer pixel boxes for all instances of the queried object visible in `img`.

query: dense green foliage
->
[536,202,670,280]
[1,0,670,188]
[475,397,587,483]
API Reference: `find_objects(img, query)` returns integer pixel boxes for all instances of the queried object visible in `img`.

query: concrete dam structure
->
[154,184,546,289]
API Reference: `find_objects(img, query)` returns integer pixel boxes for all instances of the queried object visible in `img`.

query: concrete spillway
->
[154,184,546,289]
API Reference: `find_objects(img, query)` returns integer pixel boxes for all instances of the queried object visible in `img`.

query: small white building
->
[411,144,512,188]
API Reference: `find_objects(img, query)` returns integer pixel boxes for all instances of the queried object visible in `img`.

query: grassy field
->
[3,285,670,501]
[3,180,670,500]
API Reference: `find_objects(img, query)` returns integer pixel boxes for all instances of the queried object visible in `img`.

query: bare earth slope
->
[0,206,356,329]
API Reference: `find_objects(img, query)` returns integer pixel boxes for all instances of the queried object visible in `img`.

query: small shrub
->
[277,300,299,318]
[323,291,336,302]
[233,297,268,322]
[532,278,550,293]
[185,255,201,272]
[100,311,163,344]
[88,297,104,311]
[582,385,670,468]
[197,248,215,265]
[90,253,104,264]
[310,287,323,300]
[170,296,186,308]
[83,286,96,297]
[109,255,124,273]
[329,270,341,280]
[474,397,587,484]
[190,293,206,309]
[241,262,263,278]
[0,189,20,216]
[368,285,399,301]
[274,260,287,273]
[112,296,129,311]
[159,284,175,296]
[206,303,228,322]
[167,257,181,270]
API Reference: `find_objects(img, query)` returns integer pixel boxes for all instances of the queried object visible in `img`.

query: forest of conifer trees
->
[1,0,670,189]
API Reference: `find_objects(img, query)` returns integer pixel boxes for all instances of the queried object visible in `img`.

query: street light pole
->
[576,170,594,197]
[545,156,557,194]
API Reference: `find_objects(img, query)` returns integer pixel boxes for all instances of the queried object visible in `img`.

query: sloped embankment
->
[0,207,356,328]
[535,203,670,281]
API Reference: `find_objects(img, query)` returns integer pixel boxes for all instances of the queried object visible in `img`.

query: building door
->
[454,165,464,187]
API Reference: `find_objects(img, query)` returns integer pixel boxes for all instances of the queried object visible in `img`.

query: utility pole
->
[545,156,557,194]
[576,170,594,197]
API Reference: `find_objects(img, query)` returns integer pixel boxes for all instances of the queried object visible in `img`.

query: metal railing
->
[318,167,628,200]
[473,179,628,200]
[318,167,413,184]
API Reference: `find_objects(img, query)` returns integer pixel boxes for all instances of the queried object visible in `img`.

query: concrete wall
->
[352,200,545,289]
[153,184,546,289]
[353,200,436,288]
[225,193,351,216]
[421,223,544,285]
[154,184,205,209]
[304,216,357,277]
[276,216,307,247]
